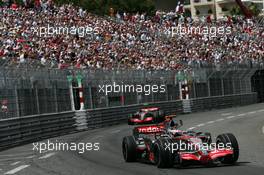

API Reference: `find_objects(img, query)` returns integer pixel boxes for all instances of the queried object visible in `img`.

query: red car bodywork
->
[133,125,235,165]
[129,117,154,124]
[128,107,164,125]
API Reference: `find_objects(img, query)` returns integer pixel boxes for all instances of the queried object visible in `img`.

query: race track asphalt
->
[0,103,263,175]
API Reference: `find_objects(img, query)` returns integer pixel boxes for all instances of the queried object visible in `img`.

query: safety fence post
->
[76,73,84,111]
[67,75,75,111]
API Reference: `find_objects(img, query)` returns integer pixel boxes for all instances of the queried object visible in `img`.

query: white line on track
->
[197,123,205,127]
[110,130,120,134]
[237,113,246,117]
[188,109,263,131]
[40,150,49,154]
[226,115,236,119]
[39,152,56,160]
[25,155,35,159]
[188,127,196,130]
[4,165,30,175]
[93,135,103,139]
[10,161,21,166]
[0,153,32,157]
[248,111,257,114]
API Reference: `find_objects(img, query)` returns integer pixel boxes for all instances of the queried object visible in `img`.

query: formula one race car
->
[127,107,165,125]
[122,121,239,168]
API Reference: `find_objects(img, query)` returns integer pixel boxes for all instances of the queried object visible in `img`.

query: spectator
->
[0,4,263,71]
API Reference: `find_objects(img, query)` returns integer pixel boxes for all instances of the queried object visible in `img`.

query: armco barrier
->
[0,111,75,150]
[82,93,257,130]
[182,100,191,113]
[84,100,183,130]
[0,93,258,149]
[190,93,258,112]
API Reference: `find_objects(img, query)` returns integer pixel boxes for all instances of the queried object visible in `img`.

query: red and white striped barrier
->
[77,79,85,111]
[180,79,189,100]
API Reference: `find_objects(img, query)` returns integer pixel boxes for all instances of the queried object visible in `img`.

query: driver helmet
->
[165,115,175,120]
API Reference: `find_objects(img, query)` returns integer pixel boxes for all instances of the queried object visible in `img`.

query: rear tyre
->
[122,136,137,162]
[216,133,239,164]
[153,138,174,168]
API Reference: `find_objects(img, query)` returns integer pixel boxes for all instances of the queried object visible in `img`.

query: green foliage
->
[230,6,242,16]
[184,9,192,17]
[222,7,228,12]
[231,2,261,17]
[0,0,24,6]
[248,2,261,16]
[15,0,24,5]
[208,9,213,14]
[54,0,156,16]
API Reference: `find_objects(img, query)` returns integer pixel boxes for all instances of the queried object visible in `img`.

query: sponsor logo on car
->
[137,126,164,133]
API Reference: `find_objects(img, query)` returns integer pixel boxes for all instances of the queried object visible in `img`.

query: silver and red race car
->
[127,107,165,125]
[122,120,239,168]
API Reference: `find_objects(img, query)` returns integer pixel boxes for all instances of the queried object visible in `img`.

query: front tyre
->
[216,133,239,164]
[122,136,137,162]
[153,138,174,168]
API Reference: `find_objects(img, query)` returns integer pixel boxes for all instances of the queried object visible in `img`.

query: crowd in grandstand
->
[0,1,263,70]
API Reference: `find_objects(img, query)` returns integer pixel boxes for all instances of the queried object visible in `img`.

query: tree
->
[230,6,242,16]
[196,10,200,16]
[235,0,253,18]
[248,2,261,16]
[184,9,192,17]
[231,1,260,17]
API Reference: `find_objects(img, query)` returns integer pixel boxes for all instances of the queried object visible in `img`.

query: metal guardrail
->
[0,111,75,150]
[83,93,258,130]
[0,93,258,150]
[85,100,183,129]
[190,93,258,112]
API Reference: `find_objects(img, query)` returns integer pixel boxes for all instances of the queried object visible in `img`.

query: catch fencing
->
[0,67,259,119]
[0,66,259,150]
